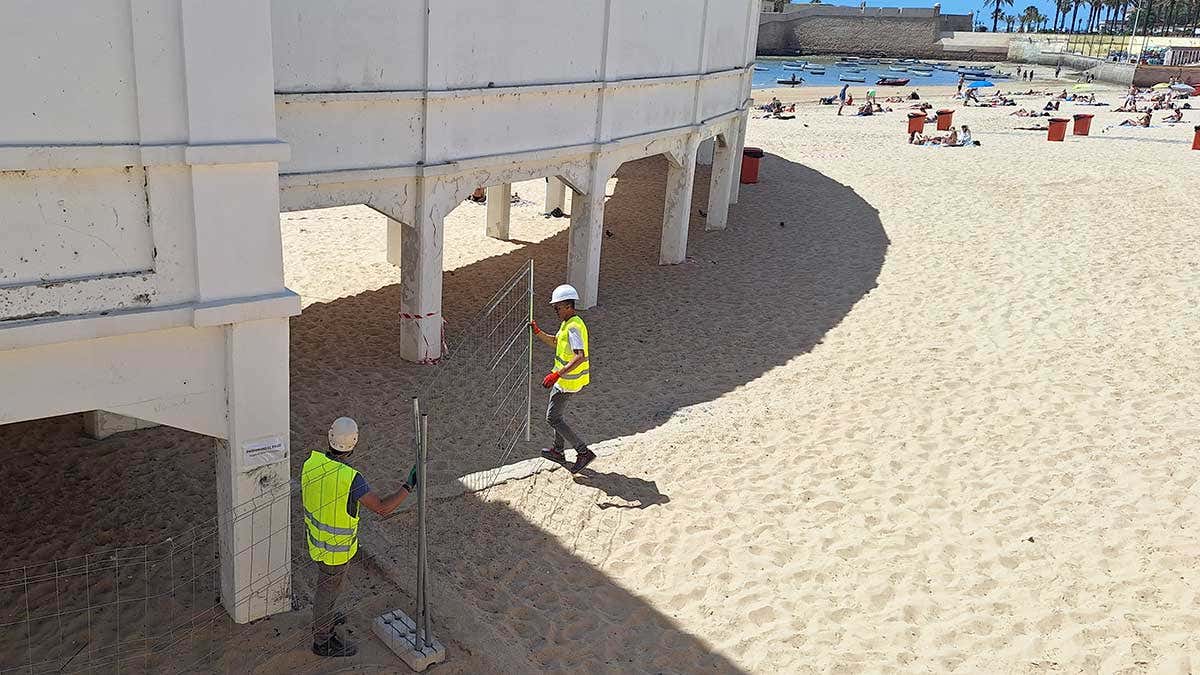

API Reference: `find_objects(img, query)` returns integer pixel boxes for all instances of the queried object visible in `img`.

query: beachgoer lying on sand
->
[908,91,921,100]
[1056,89,1068,99]
[1163,108,1184,123]
[857,103,874,116]
[885,96,904,103]
[820,96,836,105]
[1118,111,1152,127]
[909,131,925,144]
[1043,100,1061,111]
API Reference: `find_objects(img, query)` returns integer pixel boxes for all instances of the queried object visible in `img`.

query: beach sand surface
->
[1,76,1199,673]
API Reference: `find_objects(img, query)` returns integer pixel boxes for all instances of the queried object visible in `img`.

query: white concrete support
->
[730,110,750,205]
[216,318,292,623]
[545,177,568,214]
[83,411,159,440]
[485,183,512,240]
[706,128,738,232]
[697,138,716,166]
[660,137,702,266]
[387,217,404,266]
[566,163,611,310]
[399,184,445,363]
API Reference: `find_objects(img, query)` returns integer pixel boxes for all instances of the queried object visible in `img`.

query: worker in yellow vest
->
[301,417,416,657]
[530,284,596,473]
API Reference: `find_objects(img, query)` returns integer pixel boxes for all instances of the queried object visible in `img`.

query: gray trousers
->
[546,388,587,451]
[313,561,347,642]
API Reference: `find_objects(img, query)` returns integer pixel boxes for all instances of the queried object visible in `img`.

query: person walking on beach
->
[531,284,596,474]
[303,417,417,657]
[956,75,965,96]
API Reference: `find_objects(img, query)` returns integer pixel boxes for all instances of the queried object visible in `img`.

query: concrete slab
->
[373,609,446,672]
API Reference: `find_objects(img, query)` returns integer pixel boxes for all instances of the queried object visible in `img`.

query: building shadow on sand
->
[289,152,890,489]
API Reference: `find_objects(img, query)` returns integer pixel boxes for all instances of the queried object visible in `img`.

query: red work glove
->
[541,371,560,389]
[530,320,543,336]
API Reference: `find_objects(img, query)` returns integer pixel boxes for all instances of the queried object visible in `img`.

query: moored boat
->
[876,76,910,86]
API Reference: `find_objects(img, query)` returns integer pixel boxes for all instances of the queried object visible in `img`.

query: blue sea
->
[751,58,1005,90]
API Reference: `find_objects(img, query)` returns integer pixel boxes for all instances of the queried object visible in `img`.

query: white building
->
[0,0,759,623]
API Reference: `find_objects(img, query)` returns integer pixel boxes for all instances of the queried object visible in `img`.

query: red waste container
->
[1047,117,1070,142]
[741,147,764,184]
[936,109,955,131]
[1193,125,1200,150]
[907,112,926,134]
[1072,113,1095,136]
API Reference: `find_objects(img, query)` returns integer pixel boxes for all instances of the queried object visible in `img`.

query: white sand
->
[4,79,1200,672]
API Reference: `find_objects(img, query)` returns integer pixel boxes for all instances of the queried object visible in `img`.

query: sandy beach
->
[3,66,1200,673]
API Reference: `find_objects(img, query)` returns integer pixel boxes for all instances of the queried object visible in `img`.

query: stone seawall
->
[759,11,972,59]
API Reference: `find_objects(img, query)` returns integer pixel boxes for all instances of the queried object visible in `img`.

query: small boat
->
[909,65,933,72]
[909,70,933,77]
[857,58,879,65]
[844,56,861,61]
[782,64,805,71]
[889,66,908,72]
[783,61,806,67]
[963,74,986,81]
[840,75,866,82]
[753,65,769,72]
[835,62,858,67]
[879,58,896,64]
[804,68,825,75]
[776,78,803,86]
[958,69,989,76]
[876,77,910,86]
[972,64,996,70]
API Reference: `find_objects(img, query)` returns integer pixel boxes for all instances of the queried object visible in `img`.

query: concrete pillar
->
[697,138,716,166]
[386,217,403,266]
[566,162,612,310]
[216,318,292,624]
[399,187,445,363]
[660,137,701,265]
[485,183,511,240]
[706,128,738,232]
[730,110,750,205]
[83,411,159,440]
[545,177,568,214]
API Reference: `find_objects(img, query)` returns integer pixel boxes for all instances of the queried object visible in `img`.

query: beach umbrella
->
[1072,83,1095,92]
[1169,83,1195,93]
[1151,82,1171,90]
[966,80,995,88]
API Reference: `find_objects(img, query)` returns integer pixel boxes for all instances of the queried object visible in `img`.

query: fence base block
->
[373,609,446,672]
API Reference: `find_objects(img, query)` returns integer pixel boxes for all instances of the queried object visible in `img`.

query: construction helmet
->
[328,417,359,453]
[550,284,580,305]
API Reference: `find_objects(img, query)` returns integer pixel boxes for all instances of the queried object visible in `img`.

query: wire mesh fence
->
[0,260,536,673]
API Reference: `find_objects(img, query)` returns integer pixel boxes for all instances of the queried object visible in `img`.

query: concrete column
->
[730,110,750,205]
[660,137,701,265]
[386,217,404,266]
[83,411,159,440]
[399,187,445,363]
[566,163,611,310]
[697,138,716,166]
[485,183,511,240]
[216,318,292,624]
[545,177,568,214]
[706,128,738,232]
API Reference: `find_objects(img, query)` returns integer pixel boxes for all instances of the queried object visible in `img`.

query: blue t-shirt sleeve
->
[349,473,370,502]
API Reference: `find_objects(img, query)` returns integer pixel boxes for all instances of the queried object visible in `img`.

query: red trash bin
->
[740,147,764,184]
[1072,113,1095,136]
[936,109,955,131]
[907,112,926,134]
[1193,125,1200,150]
[1047,118,1070,142]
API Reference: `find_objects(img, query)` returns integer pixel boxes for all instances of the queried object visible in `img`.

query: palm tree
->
[1004,12,1019,29]
[1069,0,1086,31]
[1057,0,1074,30]
[1021,4,1041,30]
[987,0,1016,30]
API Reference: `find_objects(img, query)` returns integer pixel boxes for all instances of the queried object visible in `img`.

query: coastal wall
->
[1009,39,1138,85]
[759,7,974,58]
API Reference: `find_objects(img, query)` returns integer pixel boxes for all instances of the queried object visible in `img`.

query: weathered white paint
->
[0,0,758,624]
[660,135,702,265]
[706,128,739,232]
[83,411,160,440]
[485,184,512,240]
[545,177,568,214]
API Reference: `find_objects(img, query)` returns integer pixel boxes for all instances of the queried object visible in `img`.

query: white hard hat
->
[328,417,359,453]
[550,284,580,305]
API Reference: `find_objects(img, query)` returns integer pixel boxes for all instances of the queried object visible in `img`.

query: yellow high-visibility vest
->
[555,315,590,392]
[301,451,360,566]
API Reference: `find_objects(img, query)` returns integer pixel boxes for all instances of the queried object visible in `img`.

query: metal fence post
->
[526,259,534,442]
[418,413,431,647]
[411,398,424,651]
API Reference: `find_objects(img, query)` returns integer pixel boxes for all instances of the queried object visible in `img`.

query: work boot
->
[541,447,566,463]
[312,634,357,657]
[570,448,596,474]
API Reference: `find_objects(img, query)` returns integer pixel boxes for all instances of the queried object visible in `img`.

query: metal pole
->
[419,413,431,647]
[525,259,534,442]
[411,397,424,651]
